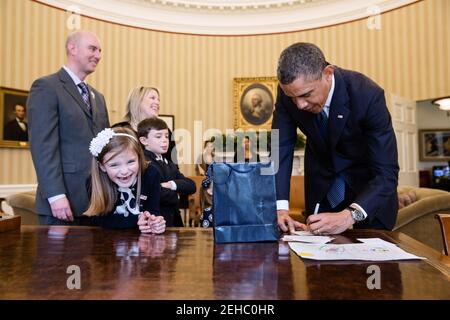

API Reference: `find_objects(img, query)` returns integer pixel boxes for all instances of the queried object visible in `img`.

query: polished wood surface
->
[0,226,449,300]
[0,215,20,233]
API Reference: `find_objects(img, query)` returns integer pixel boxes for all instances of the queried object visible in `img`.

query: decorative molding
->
[36,0,418,35]
[0,184,37,199]
[133,0,320,11]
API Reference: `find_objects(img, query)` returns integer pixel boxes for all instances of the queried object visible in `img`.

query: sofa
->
[393,186,450,253]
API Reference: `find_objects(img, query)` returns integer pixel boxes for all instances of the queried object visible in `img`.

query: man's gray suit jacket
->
[27,68,110,216]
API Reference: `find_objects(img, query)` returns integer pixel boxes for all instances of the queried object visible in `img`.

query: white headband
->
[89,128,138,157]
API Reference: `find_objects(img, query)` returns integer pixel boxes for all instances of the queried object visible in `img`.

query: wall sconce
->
[432,97,450,116]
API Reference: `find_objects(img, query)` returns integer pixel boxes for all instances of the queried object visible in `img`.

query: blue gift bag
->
[212,162,279,243]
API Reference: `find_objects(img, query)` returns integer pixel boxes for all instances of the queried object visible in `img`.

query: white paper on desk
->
[292,231,314,236]
[288,240,426,261]
[282,235,333,244]
[356,238,397,246]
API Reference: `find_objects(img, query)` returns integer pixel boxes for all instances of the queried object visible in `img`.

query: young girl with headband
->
[83,127,165,233]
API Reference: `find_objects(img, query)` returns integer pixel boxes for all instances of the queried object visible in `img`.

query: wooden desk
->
[0,226,449,299]
[0,215,20,233]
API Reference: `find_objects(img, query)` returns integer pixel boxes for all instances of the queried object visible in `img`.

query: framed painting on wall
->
[159,114,175,132]
[419,129,450,161]
[0,87,29,148]
[233,77,278,130]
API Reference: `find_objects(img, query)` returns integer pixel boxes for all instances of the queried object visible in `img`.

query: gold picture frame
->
[0,87,29,148]
[159,114,175,132]
[233,77,278,130]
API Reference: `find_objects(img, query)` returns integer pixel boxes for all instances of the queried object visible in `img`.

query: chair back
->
[188,176,204,227]
[435,213,450,255]
[289,175,305,210]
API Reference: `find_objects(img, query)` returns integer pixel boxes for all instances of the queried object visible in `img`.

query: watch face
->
[352,209,364,221]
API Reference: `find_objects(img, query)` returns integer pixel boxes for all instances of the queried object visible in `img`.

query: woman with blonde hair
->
[114,86,177,163]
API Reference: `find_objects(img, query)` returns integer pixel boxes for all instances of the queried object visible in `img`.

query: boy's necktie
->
[156,155,168,164]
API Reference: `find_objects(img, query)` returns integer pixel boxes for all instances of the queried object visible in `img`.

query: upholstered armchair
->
[4,191,39,225]
[393,187,450,253]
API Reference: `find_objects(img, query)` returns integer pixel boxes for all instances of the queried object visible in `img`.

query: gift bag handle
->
[212,162,274,186]
[224,163,258,173]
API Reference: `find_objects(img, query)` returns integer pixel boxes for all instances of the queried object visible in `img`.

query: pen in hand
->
[307,203,320,231]
[313,203,320,215]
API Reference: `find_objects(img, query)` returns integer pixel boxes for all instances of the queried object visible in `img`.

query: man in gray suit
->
[27,31,110,225]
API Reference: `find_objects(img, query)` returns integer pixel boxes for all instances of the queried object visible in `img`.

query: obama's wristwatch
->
[347,206,365,222]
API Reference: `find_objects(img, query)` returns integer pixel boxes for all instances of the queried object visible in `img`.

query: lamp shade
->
[432,97,450,111]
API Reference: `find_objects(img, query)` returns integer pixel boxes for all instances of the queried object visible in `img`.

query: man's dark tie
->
[77,82,91,113]
[317,109,345,208]
[316,109,328,143]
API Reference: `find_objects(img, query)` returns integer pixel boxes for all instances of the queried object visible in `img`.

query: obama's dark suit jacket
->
[272,67,399,230]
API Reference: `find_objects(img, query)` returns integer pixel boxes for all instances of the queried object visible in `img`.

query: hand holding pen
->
[304,203,320,233]
[307,203,353,235]
[314,203,320,215]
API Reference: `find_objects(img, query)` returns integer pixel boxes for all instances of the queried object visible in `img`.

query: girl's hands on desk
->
[306,209,354,235]
[148,214,166,234]
[138,212,152,233]
[138,211,166,234]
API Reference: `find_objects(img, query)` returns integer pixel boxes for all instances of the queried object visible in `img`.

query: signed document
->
[288,238,426,261]
[281,234,333,244]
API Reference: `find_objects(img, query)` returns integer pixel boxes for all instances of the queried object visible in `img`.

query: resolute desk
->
[0,226,449,299]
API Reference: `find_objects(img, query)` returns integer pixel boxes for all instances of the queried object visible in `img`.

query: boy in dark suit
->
[137,118,196,227]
